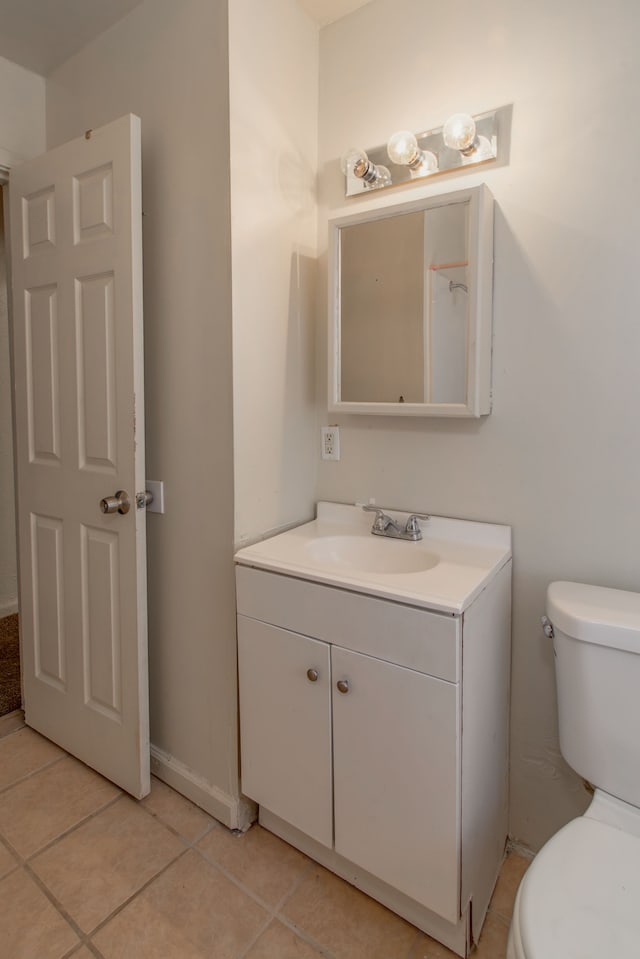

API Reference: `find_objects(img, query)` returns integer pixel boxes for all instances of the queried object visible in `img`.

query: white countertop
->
[234,502,512,614]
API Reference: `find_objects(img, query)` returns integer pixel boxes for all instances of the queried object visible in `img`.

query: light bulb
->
[366,164,391,189]
[443,113,477,153]
[387,131,439,177]
[340,146,367,176]
[411,150,438,176]
[339,145,381,183]
[387,130,420,166]
[472,135,493,160]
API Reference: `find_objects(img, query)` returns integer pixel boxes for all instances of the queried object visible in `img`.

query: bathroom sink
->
[305,535,439,575]
[235,501,512,613]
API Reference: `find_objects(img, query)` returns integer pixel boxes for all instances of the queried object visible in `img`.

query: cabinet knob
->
[306,668,319,682]
[336,679,350,694]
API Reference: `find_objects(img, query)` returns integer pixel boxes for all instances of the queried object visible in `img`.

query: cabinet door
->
[237,616,333,847]
[332,646,460,922]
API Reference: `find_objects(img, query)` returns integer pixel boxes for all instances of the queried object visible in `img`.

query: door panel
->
[238,615,333,847]
[9,114,149,798]
[30,513,65,688]
[332,646,461,922]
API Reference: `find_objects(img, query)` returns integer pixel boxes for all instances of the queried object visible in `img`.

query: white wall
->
[0,56,45,617]
[316,0,640,851]
[47,0,242,824]
[0,55,46,166]
[230,0,319,546]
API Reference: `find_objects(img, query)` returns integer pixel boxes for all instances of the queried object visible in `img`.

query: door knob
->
[306,668,319,682]
[100,490,131,515]
[336,679,350,694]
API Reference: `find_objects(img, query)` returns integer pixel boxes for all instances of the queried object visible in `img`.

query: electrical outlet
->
[321,426,340,461]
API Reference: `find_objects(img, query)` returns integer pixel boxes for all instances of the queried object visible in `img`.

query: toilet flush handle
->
[541,616,554,639]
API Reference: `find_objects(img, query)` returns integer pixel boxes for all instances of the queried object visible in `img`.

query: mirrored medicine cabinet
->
[328,184,494,417]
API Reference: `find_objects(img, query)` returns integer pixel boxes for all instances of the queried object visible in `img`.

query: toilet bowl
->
[507,581,640,959]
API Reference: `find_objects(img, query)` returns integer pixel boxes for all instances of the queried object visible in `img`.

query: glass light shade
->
[370,164,392,188]
[387,130,420,166]
[472,135,493,160]
[340,146,368,177]
[443,113,477,152]
[412,150,438,176]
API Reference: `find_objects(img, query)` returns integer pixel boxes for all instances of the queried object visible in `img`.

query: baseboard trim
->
[506,837,536,860]
[150,743,255,830]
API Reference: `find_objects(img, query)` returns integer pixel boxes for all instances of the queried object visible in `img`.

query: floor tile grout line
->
[270,913,340,959]
[0,714,26,741]
[405,927,426,959]
[86,943,107,959]
[61,936,106,959]
[0,750,68,796]
[193,843,339,959]
[22,790,124,864]
[0,829,21,872]
[273,855,316,912]
[17,783,218,951]
[85,846,191,940]
[269,856,343,959]
[235,913,279,959]
[23,857,93,947]
[190,838,281,915]
[135,784,220,845]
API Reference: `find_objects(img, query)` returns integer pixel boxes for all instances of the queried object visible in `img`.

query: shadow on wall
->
[270,251,318,531]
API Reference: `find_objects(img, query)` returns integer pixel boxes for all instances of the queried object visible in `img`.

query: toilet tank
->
[547,581,640,808]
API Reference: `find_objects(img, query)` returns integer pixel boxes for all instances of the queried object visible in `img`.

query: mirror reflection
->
[339,200,469,405]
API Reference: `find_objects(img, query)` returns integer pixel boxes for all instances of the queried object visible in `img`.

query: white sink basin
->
[305,535,439,575]
[235,502,512,613]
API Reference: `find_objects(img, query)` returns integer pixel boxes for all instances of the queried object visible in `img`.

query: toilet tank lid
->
[547,581,640,653]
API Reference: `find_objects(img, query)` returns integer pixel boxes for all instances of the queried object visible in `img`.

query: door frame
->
[0,156,23,709]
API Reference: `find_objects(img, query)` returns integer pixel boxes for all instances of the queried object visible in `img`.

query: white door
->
[9,114,149,798]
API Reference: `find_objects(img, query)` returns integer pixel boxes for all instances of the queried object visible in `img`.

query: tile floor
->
[0,710,530,959]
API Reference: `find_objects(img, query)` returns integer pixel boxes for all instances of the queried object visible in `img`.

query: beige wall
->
[47,0,241,821]
[0,56,45,617]
[229,0,319,546]
[316,0,640,851]
[0,55,46,165]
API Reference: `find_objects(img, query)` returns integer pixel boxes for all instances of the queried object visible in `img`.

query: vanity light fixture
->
[342,105,509,197]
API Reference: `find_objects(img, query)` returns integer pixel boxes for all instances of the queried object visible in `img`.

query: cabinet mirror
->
[328,185,494,417]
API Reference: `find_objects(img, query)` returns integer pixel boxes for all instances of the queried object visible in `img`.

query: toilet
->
[507,581,640,959]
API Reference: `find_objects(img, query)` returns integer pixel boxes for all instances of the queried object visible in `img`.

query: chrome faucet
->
[362,505,430,542]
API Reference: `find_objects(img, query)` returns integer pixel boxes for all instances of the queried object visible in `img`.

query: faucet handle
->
[404,513,430,536]
[362,505,389,531]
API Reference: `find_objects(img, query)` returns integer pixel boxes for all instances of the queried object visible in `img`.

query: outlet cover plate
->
[321,426,340,461]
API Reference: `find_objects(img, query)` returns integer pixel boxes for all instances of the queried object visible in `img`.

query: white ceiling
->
[297,0,374,27]
[0,0,374,77]
[0,0,145,76]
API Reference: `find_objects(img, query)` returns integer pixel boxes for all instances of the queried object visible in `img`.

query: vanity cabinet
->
[238,616,459,921]
[236,557,511,957]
